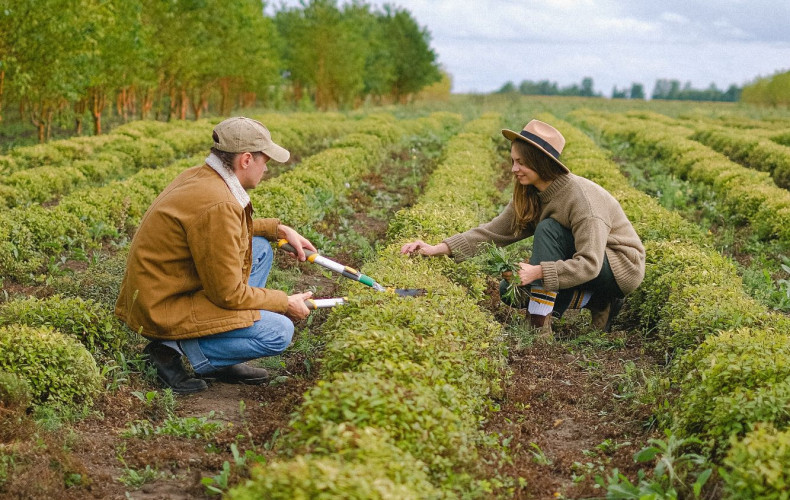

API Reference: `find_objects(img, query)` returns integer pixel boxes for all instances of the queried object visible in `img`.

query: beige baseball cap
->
[212,117,290,163]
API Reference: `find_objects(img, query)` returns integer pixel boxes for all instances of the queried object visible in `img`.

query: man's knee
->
[252,236,273,260]
[252,314,294,355]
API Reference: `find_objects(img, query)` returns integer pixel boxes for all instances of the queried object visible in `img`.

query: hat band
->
[519,130,561,160]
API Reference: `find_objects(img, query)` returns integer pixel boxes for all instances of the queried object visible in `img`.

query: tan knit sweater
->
[443,173,645,295]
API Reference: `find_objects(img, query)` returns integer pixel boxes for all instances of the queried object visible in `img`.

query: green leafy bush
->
[722,423,790,499]
[229,423,438,500]
[0,372,32,410]
[0,295,134,361]
[673,327,790,454]
[0,325,101,412]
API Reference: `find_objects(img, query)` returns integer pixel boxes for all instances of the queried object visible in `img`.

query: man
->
[115,117,314,394]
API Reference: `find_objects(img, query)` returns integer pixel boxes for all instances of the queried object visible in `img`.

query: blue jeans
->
[180,237,294,374]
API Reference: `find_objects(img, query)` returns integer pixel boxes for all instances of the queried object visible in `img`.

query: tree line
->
[0,0,442,142]
[497,77,742,102]
[741,70,790,107]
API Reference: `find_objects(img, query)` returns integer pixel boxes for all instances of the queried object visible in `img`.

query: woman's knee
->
[531,218,575,263]
[534,218,565,239]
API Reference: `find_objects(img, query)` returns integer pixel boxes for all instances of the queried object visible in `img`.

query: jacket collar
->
[205,153,251,208]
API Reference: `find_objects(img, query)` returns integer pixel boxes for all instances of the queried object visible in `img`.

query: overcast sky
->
[270,0,790,96]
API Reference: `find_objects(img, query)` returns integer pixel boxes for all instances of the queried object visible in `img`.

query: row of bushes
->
[0,112,448,283]
[248,112,463,228]
[228,114,513,497]
[0,113,359,208]
[564,112,790,497]
[689,126,790,190]
[0,111,463,419]
[571,109,790,246]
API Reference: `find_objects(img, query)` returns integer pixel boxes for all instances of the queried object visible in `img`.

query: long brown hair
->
[510,140,566,233]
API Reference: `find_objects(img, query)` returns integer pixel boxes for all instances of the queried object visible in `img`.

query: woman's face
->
[511,143,542,186]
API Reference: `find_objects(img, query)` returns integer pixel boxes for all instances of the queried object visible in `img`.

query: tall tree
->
[275,0,366,109]
[3,0,100,141]
[380,5,440,103]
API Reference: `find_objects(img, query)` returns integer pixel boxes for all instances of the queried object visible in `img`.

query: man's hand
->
[286,291,313,320]
[518,262,543,286]
[278,224,317,262]
[400,240,450,256]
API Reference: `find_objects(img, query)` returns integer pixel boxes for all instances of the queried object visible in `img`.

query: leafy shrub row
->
[0,325,101,412]
[690,126,790,190]
[564,111,790,496]
[0,295,134,363]
[571,109,790,246]
[229,114,509,497]
[0,113,457,283]
[0,113,359,208]
[248,112,463,228]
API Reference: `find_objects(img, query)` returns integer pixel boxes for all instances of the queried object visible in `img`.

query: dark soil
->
[479,278,663,499]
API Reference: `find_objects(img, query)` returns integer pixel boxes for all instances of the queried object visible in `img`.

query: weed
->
[529,442,553,466]
[201,443,266,495]
[117,464,160,489]
[131,388,176,420]
[595,429,712,499]
[121,411,223,440]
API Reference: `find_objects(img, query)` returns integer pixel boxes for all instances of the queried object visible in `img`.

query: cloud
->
[267,0,790,94]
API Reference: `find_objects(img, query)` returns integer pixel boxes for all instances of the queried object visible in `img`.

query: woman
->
[401,119,645,334]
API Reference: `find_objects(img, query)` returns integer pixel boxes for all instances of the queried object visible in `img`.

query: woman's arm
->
[400,240,450,256]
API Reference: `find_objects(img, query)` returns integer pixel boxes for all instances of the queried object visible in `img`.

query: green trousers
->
[499,217,623,317]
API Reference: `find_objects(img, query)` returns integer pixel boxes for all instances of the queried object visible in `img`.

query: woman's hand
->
[400,240,450,256]
[518,262,543,286]
[278,224,317,262]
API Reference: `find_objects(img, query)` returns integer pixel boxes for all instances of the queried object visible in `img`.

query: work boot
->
[529,313,553,339]
[143,341,207,394]
[589,297,624,333]
[200,363,270,385]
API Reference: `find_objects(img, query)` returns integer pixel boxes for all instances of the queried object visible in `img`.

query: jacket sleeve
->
[187,202,288,313]
[253,218,281,241]
[442,202,530,261]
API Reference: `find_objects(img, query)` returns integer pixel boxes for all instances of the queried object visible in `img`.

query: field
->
[2,95,790,499]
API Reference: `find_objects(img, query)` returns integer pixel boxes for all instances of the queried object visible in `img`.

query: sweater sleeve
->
[187,203,288,313]
[442,202,528,261]
[540,215,610,291]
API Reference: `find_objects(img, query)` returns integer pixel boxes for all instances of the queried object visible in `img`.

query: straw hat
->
[502,119,569,173]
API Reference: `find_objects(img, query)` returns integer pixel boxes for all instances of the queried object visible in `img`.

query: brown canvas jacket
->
[115,164,289,340]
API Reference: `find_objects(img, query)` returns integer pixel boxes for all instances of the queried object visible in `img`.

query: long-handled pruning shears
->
[277,239,424,309]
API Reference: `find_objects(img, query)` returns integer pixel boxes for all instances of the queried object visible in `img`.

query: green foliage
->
[0,295,135,362]
[121,412,223,440]
[597,430,712,499]
[227,423,438,500]
[722,423,790,499]
[741,70,790,107]
[673,327,790,454]
[0,371,32,410]
[0,325,101,412]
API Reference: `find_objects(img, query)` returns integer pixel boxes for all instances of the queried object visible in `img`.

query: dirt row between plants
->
[47,145,442,499]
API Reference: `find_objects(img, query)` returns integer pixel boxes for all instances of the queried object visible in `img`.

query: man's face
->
[238,152,270,189]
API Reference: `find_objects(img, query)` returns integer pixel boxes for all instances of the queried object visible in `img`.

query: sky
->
[269,0,790,96]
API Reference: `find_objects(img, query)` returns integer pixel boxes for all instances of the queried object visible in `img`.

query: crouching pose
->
[401,119,645,335]
[116,117,314,393]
